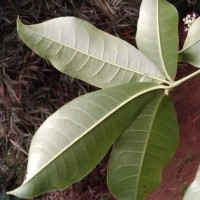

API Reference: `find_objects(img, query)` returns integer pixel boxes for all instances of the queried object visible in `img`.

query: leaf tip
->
[16,16,23,34]
[16,16,21,25]
[6,185,29,199]
[6,188,20,198]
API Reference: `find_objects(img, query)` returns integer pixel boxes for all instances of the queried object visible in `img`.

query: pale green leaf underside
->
[17,17,166,89]
[179,44,200,68]
[179,17,200,68]
[108,92,179,200]
[136,0,178,81]
[7,83,163,198]
[184,165,200,200]
[181,17,200,50]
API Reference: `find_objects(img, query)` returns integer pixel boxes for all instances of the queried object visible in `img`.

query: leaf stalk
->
[171,69,200,89]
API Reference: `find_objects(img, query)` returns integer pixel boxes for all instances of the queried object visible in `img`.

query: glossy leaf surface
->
[7,83,163,198]
[136,0,178,80]
[108,92,179,200]
[184,165,200,200]
[17,17,166,89]
[179,17,200,68]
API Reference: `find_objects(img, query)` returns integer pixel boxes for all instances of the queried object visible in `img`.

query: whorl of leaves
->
[0,0,197,199]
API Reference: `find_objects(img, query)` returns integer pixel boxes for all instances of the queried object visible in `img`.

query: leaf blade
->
[179,17,200,68]
[17,17,166,88]
[136,0,178,80]
[108,92,179,200]
[7,83,163,198]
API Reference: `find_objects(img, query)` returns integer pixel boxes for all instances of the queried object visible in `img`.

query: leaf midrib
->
[156,0,171,81]
[135,93,164,199]
[22,21,167,83]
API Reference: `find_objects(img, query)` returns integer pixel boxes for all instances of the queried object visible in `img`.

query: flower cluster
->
[183,12,198,32]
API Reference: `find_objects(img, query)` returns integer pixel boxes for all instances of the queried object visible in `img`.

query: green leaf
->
[184,165,200,200]
[107,92,179,200]
[179,17,200,68]
[7,83,163,199]
[17,17,166,89]
[136,0,178,81]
